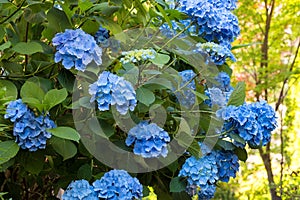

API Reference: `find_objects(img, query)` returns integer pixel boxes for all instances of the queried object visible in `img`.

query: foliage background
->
[0,0,299,199]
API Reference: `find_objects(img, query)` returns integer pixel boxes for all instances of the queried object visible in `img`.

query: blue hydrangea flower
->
[178,152,219,187]
[13,112,55,151]
[52,29,102,71]
[89,71,137,115]
[159,19,197,38]
[195,42,236,65]
[93,169,143,200]
[204,87,228,108]
[62,179,98,200]
[207,0,237,11]
[111,76,137,115]
[197,184,216,200]
[94,26,110,47]
[125,121,170,158]
[177,0,240,49]
[120,49,157,64]
[216,150,239,182]
[5,99,56,151]
[214,72,233,92]
[216,101,277,148]
[4,99,29,122]
[175,70,197,108]
[248,101,277,147]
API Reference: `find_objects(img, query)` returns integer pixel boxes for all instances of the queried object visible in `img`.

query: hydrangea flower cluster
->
[217,100,277,148]
[205,72,233,108]
[195,42,236,65]
[94,26,110,47]
[204,87,228,108]
[216,150,240,182]
[89,71,137,115]
[93,169,143,199]
[5,99,56,151]
[175,70,197,108]
[178,153,219,187]
[214,72,233,92]
[179,145,240,199]
[120,49,156,64]
[52,29,102,71]
[125,121,170,158]
[62,180,98,200]
[177,0,240,49]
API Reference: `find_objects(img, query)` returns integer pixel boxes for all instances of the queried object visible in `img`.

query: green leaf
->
[227,82,246,106]
[136,87,155,106]
[0,80,17,99]
[0,158,14,172]
[187,140,202,159]
[43,8,72,39]
[21,81,45,102]
[21,151,45,175]
[78,0,93,12]
[230,133,246,145]
[12,41,44,55]
[22,97,45,112]
[48,127,80,142]
[143,78,173,90]
[217,140,236,151]
[88,2,120,16]
[43,88,68,110]
[0,141,19,165]
[77,164,92,181]
[191,90,209,101]
[150,53,170,68]
[0,26,5,41]
[50,137,77,161]
[169,177,186,193]
[0,41,11,51]
[27,76,53,93]
[231,42,262,50]
[234,147,248,162]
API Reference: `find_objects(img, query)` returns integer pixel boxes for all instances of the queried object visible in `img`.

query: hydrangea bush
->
[0,0,278,199]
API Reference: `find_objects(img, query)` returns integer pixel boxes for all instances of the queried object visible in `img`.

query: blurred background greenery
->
[215,0,300,199]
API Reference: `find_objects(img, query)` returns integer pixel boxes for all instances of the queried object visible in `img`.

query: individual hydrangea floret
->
[175,70,197,108]
[216,150,240,182]
[94,26,110,47]
[52,29,102,71]
[195,42,236,65]
[62,179,98,200]
[125,121,170,158]
[216,101,277,148]
[120,49,156,64]
[89,71,137,115]
[5,99,56,151]
[93,169,143,200]
[4,99,29,122]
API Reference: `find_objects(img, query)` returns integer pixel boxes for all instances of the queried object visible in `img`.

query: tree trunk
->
[259,145,281,200]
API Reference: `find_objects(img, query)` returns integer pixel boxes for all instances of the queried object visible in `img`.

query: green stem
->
[0,0,26,24]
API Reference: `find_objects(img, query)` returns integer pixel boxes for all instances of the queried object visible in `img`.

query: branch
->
[275,39,300,111]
